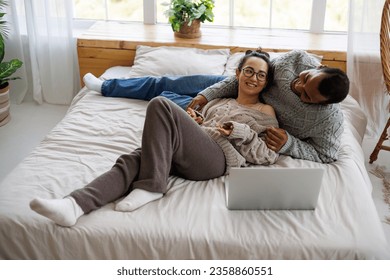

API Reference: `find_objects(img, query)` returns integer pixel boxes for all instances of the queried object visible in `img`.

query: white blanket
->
[0,76,389,259]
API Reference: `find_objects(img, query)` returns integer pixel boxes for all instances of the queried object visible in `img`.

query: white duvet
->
[0,71,389,259]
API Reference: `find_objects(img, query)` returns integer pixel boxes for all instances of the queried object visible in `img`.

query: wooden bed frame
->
[77,22,347,85]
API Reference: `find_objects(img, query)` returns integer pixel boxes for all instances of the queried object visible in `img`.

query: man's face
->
[290,68,328,104]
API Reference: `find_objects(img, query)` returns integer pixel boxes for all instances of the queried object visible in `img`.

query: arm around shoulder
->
[198,76,239,101]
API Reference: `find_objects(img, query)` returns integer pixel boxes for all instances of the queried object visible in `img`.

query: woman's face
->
[236,57,268,98]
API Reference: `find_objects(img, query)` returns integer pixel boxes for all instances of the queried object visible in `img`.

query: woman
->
[29,49,279,227]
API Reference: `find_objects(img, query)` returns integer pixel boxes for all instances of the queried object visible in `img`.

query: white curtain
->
[6,0,80,105]
[348,0,390,137]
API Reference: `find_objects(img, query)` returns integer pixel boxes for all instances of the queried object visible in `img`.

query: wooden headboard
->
[77,22,347,86]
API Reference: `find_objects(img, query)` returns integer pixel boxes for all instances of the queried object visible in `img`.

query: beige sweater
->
[201,98,279,170]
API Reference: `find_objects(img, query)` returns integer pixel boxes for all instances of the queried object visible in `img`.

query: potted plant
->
[0,0,23,126]
[163,0,215,39]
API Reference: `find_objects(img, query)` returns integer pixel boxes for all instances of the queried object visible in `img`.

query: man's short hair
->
[318,67,350,104]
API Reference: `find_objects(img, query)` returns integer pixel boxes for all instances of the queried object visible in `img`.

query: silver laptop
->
[225,167,324,210]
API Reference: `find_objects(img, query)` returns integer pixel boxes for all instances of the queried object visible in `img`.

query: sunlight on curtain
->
[348,0,390,137]
[8,0,80,105]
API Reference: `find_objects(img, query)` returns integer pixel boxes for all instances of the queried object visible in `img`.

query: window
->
[73,0,348,33]
[270,0,312,30]
[72,0,143,21]
[324,0,348,32]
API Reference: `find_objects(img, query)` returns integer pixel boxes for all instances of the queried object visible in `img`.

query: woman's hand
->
[187,95,208,110]
[217,122,233,136]
[265,127,287,152]
[186,107,204,125]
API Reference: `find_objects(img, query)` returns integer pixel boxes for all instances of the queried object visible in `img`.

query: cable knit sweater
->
[199,50,344,163]
[200,98,279,169]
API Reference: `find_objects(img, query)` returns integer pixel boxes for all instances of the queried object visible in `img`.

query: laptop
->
[225,167,324,210]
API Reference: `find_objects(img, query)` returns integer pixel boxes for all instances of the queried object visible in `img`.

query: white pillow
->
[223,52,246,76]
[127,45,230,77]
[223,51,323,76]
[101,66,133,79]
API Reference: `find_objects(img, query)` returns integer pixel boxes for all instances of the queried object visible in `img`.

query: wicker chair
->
[369,0,390,164]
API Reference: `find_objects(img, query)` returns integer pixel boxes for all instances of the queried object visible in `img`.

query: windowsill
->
[77,21,348,83]
[77,21,348,54]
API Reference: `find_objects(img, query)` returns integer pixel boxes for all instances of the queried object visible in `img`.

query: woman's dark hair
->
[318,67,350,104]
[237,47,274,94]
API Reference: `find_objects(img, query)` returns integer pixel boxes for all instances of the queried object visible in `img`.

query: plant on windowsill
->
[0,0,23,126]
[163,0,215,39]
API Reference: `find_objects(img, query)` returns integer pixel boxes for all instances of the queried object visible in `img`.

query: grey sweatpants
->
[71,97,226,214]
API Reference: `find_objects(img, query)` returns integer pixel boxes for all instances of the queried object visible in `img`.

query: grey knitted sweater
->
[200,98,279,169]
[199,50,344,163]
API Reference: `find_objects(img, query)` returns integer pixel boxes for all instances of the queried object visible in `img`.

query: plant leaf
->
[0,59,23,81]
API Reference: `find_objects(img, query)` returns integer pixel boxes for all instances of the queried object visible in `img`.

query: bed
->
[0,40,389,259]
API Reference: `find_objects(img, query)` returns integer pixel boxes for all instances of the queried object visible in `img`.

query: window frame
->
[73,0,347,34]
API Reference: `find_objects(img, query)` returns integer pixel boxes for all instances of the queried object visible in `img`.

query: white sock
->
[115,189,163,212]
[30,197,84,227]
[83,73,103,93]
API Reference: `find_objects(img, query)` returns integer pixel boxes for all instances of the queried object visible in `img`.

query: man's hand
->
[265,127,288,152]
[187,95,208,110]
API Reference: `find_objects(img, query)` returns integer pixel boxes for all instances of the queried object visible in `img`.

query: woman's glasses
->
[242,67,267,82]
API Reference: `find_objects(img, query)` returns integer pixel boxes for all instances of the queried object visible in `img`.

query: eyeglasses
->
[241,67,267,82]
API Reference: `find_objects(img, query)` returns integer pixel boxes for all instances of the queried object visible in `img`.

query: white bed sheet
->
[0,67,389,259]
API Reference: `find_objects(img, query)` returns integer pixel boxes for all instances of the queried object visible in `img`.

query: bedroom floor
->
[0,102,389,247]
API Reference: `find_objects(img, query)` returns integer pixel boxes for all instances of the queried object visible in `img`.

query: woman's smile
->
[245,81,258,88]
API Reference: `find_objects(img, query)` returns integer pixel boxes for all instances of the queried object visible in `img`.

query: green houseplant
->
[0,0,22,126]
[163,0,215,38]
[0,0,22,90]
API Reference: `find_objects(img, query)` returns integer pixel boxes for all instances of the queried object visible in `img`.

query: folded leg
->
[132,96,226,194]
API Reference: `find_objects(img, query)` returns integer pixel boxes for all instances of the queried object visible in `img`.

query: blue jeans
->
[101,75,227,109]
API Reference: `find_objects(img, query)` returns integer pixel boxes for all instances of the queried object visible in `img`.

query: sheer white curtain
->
[348,0,390,137]
[7,0,80,105]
